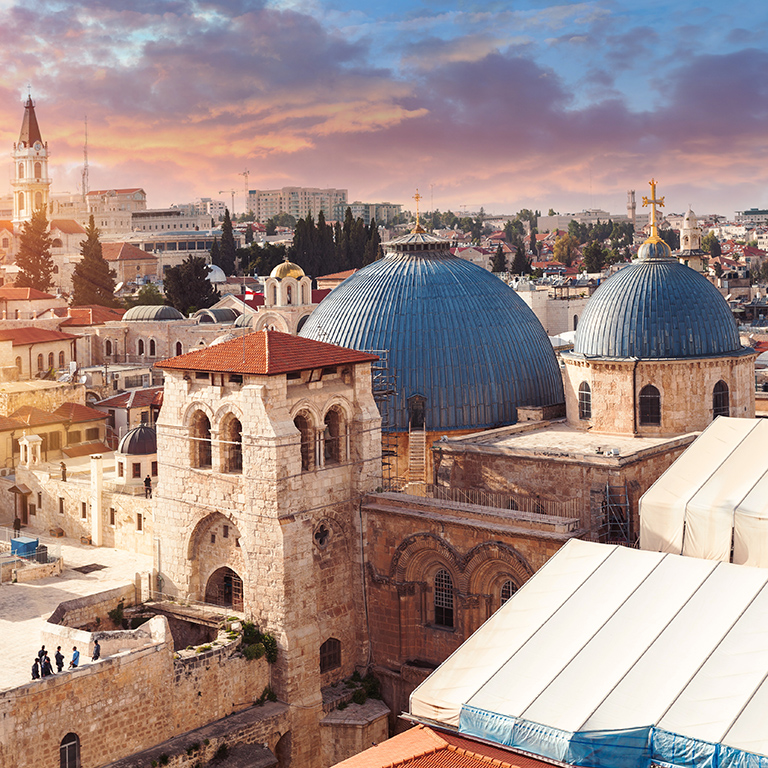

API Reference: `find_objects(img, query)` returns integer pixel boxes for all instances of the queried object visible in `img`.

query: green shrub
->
[203,739,210,746]
[337,702,348,710]
[108,601,124,627]
[213,743,229,761]
[241,621,259,645]
[351,670,361,682]
[261,633,278,663]
[243,643,265,661]
[362,672,381,699]
[159,755,169,766]
[151,761,157,768]
[351,688,367,705]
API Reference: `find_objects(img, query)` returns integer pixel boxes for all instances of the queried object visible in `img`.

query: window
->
[68,430,81,445]
[109,508,116,526]
[210,533,216,544]
[223,525,229,538]
[137,513,143,532]
[434,569,454,628]
[18,162,23,179]
[132,462,141,478]
[175,341,182,356]
[37,354,44,371]
[149,339,156,357]
[85,427,99,441]
[319,638,341,673]
[295,414,313,471]
[713,380,729,418]
[223,417,243,473]
[34,161,41,178]
[138,339,145,356]
[117,462,124,478]
[49,432,61,450]
[191,411,212,468]
[37,492,42,509]
[48,352,54,369]
[639,384,661,426]
[500,580,517,606]
[59,351,65,367]
[286,285,293,305]
[60,733,80,768]
[81,502,87,519]
[578,382,591,420]
[15,356,21,373]
[105,340,113,357]
[59,497,64,514]
[323,408,343,465]
[151,461,158,476]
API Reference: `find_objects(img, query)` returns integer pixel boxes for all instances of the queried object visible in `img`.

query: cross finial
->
[641,178,665,239]
[413,189,423,231]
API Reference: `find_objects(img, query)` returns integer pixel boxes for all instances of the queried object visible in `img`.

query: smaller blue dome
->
[118,425,157,455]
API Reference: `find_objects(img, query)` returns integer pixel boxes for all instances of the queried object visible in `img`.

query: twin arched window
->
[324,408,343,464]
[713,380,729,418]
[434,569,454,628]
[223,417,243,473]
[639,384,661,426]
[294,413,313,471]
[578,382,591,420]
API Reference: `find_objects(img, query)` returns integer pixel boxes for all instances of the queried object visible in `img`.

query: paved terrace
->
[0,522,153,691]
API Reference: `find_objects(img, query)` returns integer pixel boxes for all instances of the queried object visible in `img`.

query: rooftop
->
[0,327,77,346]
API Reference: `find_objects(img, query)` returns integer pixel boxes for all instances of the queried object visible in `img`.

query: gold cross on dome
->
[413,189,422,227]
[642,178,665,237]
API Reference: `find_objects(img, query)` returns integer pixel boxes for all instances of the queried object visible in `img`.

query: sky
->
[1,0,767,218]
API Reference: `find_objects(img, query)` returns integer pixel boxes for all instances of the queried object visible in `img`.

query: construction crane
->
[239,169,250,214]
[219,190,236,217]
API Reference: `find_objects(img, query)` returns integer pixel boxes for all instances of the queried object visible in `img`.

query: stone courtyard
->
[0,522,153,690]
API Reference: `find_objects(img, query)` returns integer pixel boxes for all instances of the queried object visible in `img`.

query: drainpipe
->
[90,454,103,546]
[632,359,639,436]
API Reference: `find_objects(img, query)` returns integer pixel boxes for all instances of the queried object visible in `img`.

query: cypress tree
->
[71,215,118,307]
[16,207,54,292]
[492,244,507,273]
[210,237,221,269]
[220,209,237,275]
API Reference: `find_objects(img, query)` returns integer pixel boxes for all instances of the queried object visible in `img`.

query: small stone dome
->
[234,313,255,327]
[270,258,305,280]
[118,425,157,455]
[207,264,227,283]
[123,305,184,322]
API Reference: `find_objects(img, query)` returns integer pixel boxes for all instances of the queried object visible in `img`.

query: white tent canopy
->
[410,540,768,768]
[640,417,768,566]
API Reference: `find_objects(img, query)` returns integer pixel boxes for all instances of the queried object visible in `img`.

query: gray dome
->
[193,308,239,324]
[123,305,184,322]
[299,231,563,432]
[234,313,255,327]
[574,257,742,359]
[118,425,157,455]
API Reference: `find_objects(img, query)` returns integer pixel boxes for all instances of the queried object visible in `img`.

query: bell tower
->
[12,95,51,228]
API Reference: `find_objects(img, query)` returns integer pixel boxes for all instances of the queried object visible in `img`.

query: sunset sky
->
[1,0,767,218]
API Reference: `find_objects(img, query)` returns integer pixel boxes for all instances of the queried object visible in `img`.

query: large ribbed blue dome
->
[300,232,563,432]
[574,256,742,359]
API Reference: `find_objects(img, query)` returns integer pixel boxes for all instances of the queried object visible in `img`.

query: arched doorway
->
[205,566,243,610]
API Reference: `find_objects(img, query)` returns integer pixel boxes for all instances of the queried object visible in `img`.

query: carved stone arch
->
[298,276,312,305]
[186,511,246,601]
[464,541,534,596]
[290,400,322,425]
[183,401,215,426]
[280,277,299,306]
[390,532,462,585]
[214,403,245,429]
[296,311,312,334]
[254,313,290,333]
[264,277,279,307]
[322,395,354,423]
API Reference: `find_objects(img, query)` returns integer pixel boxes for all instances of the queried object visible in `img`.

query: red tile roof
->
[0,327,77,346]
[53,402,107,423]
[0,286,56,301]
[10,405,64,427]
[312,288,331,303]
[237,293,266,308]
[61,305,126,326]
[95,386,164,410]
[63,441,111,458]
[317,269,357,280]
[0,220,13,233]
[102,242,157,262]
[0,415,26,432]
[333,725,556,768]
[50,219,86,235]
[155,329,378,375]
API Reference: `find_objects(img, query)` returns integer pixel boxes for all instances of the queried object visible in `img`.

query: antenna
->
[82,116,89,204]
[239,169,250,213]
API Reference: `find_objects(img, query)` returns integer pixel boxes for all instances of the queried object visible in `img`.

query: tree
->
[553,234,579,267]
[124,283,165,309]
[16,207,54,292]
[547,208,557,216]
[659,228,679,251]
[582,240,606,273]
[71,215,119,307]
[210,238,221,269]
[511,244,529,275]
[491,244,507,272]
[702,232,722,259]
[220,209,237,275]
[164,256,220,315]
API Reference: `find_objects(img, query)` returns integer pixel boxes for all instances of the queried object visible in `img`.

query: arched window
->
[17,191,24,212]
[223,417,243,473]
[175,341,183,356]
[294,413,313,471]
[138,339,145,356]
[59,351,65,367]
[271,284,277,305]
[434,569,454,628]
[713,380,729,417]
[15,356,21,373]
[60,733,80,768]
[323,408,343,465]
[149,339,156,357]
[301,284,308,304]
[639,384,661,426]
[18,162,24,179]
[319,637,341,673]
[37,354,44,371]
[48,352,54,369]
[34,161,41,178]
[500,580,517,606]
[34,191,42,209]
[573,314,578,331]
[190,411,212,468]
[578,382,591,420]
[286,285,293,305]
[105,340,112,357]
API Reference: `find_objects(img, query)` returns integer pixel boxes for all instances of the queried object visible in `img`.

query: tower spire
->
[18,94,43,148]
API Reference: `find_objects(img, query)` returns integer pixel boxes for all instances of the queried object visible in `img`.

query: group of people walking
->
[31,641,100,680]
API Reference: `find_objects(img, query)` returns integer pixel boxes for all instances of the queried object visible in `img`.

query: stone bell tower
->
[12,95,51,227]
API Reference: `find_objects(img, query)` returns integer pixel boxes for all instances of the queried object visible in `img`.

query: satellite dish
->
[79,375,88,384]
[725,294,733,301]
[115,282,124,291]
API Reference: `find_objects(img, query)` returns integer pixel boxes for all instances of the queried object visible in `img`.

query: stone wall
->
[47,584,137,629]
[0,379,85,416]
[14,556,62,582]
[320,700,390,767]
